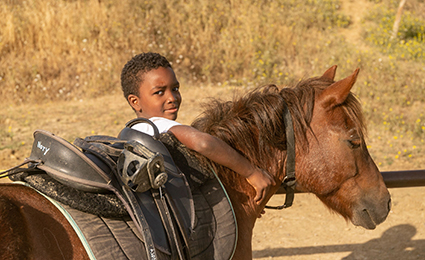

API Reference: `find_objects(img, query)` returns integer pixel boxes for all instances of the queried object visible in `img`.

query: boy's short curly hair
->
[121,52,172,100]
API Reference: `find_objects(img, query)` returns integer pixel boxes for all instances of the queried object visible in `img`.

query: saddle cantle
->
[7,118,237,260]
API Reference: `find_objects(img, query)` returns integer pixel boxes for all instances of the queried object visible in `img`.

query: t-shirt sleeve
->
[131,117,182,136]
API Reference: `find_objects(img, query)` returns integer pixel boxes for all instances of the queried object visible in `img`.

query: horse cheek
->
[297,140,341,195]
[301,110,346,194]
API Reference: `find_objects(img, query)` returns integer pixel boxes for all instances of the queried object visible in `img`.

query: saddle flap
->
[118,123,196,254]
[29,130,112,193]
[159,133,238,260]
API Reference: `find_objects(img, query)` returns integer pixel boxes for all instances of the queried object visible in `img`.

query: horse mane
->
[191,75,366,194]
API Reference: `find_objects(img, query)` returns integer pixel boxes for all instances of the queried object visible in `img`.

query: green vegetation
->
[1,0,425,170]
[365,1,425,61]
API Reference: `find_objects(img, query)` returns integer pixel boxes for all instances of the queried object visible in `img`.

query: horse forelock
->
[287,76,367,150]
[342,93,367,148]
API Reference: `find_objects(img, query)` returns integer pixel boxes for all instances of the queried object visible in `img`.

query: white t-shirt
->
[131,117,182,136]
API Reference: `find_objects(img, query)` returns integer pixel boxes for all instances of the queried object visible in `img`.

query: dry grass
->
[0,0,357,103]
[1,0,425,171]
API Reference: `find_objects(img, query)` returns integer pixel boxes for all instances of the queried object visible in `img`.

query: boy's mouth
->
[165,107,179,113]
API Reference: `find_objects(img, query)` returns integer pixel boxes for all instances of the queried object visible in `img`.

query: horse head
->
[294,66,391,229]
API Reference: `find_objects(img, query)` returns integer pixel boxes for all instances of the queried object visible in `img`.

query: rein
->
[0,159,43,179]
[265,100,296,209]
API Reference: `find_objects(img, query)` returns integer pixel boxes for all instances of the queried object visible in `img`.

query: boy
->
[120,52,274,205]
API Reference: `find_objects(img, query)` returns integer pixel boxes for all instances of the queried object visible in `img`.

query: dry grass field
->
[1,0,425,259]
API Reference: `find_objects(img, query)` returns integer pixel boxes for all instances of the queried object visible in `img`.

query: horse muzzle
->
[351,193,391,230]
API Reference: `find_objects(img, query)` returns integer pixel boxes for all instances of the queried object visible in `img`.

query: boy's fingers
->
[253,190,260,203]
[255,189,264,204]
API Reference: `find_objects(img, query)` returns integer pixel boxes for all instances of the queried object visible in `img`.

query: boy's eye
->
[173,86,180,92]
[154,90,164,95]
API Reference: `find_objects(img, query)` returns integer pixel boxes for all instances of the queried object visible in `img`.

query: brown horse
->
[0,66,390,260]
[191,65,390,259]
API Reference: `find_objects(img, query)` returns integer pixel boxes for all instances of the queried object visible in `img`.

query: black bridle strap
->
[265,100,296,209]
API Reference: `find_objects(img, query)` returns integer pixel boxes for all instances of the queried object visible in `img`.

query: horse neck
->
[192,89,291,216]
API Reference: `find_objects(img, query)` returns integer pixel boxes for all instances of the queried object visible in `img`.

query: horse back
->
[0,183,89,260]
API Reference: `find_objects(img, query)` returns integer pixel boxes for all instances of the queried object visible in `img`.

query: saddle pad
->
[58,176,236,260]
[10,172,128,217]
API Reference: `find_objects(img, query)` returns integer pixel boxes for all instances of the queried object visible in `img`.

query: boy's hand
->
[246,168,276,205]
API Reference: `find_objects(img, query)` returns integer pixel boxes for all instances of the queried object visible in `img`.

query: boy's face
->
[128,67,181,120]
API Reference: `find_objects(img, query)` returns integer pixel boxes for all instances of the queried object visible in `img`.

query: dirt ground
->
[252,188,425,260]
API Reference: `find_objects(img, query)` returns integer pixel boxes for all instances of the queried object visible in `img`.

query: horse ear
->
[318,68,360,109]
[320,65,338,81]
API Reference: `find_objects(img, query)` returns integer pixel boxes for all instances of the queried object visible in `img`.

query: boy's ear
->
[128,94,142,112]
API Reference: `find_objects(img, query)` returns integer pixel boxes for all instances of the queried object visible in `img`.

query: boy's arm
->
[168,125,275,204]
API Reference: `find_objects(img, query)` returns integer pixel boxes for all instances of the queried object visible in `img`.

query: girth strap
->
[152,188,189,260]
[120,184,158,260]
[162,189,191,255]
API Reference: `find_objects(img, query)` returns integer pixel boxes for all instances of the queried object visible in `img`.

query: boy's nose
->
[167,91,179,102]
[167,92,176,101]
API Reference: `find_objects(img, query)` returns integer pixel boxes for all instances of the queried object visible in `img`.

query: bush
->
[364,2,425,61]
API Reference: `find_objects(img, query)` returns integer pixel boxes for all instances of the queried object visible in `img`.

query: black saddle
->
[3,118,237,260]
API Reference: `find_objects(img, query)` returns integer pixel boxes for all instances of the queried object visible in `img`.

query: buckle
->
[283,174,296,187]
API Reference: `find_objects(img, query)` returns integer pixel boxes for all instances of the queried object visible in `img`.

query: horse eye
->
[347,139,361,149]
